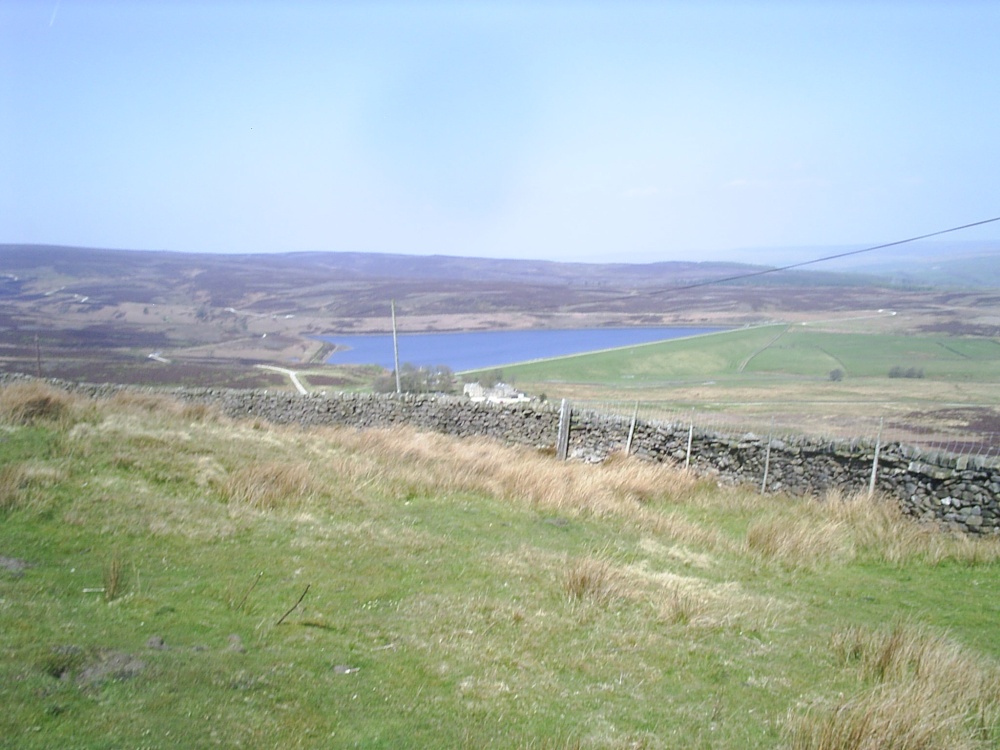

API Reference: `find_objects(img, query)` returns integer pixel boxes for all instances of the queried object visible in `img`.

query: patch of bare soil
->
[41,646,145,686]
[76,650,147,687]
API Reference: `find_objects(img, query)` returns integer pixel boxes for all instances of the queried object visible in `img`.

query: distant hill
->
[3,243,996,388]
[1,243,884,290]
[732,241,1000,288]
[846,247,1000,289]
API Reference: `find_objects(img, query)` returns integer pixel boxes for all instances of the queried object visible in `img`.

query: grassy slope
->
[485,326,789,385]
[1,383,999,749]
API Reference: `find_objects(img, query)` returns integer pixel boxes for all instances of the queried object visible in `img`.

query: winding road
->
[256,365,308,395]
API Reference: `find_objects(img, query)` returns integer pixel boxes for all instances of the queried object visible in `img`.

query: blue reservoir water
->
[321,327,723,372]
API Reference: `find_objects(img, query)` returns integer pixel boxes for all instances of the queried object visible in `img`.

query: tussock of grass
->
[564,555,630,605]
[744,515,851,569]
[656,583,705,625]
[103,390,218,422]
[730,490,1000,570]
[0,461,67,512]
[221,461,320,510]
[649,511,737,555]
[787,623,1000,749]
[0,382,83,426]
[0,462,30,511]
[821,490,1000,566]
[103,553,126,602]
[318,425,699,523]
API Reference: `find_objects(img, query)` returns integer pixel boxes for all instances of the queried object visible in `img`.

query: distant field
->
[744,327,1000,380]
[488,326,788,385]
[495,325,1000,386]
[491,326,1000,445]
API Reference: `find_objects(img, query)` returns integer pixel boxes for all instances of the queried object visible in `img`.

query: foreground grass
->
[1,382,999,748]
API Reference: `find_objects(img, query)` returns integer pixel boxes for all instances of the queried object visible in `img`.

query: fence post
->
[869,418,883,497]
[761,419,774,493]
[685,423,694,469]
[556,399,571,461]
[625,401,639,455]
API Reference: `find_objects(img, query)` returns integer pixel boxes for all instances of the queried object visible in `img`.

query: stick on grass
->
[276,584,310,626]
[235,571,263,612]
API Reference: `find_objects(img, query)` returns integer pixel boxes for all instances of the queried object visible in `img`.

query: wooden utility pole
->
[391,300,401,394]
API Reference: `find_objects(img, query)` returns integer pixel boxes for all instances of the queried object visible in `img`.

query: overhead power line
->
[653,215,1000,294]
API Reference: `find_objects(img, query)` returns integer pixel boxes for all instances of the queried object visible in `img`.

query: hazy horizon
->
[3,2,1000,264]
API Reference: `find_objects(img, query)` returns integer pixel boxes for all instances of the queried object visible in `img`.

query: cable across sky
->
[655,215,1000,294]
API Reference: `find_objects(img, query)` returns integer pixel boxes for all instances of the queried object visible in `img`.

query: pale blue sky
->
[2,1,999,262]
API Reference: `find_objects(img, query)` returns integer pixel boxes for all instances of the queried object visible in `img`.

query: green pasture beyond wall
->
[495,326,1000,385]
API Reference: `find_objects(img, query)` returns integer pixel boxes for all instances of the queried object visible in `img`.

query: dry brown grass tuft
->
[103,553,126,602]
[0,381,83,426]
[820,490,1000,566]
[0,462,29,512]
[830,622,998,690]
[623,561,783,630]
[315,425,699,524]
[649,512,737,556]
[0,461,68,512]
[104,390,175,413]
[564,555,630,606]
[221,461,320,510]
[744,515,852,569]
[656,583,705,625]
[787,623,1000,749]
[104,391,219,423]
[178,401,218,422]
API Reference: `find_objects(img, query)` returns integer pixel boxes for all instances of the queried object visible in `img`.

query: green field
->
[485,326,1000,387]
[2,383,999,748]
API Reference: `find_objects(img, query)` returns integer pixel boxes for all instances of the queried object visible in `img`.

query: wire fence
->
[573,399,1000,461]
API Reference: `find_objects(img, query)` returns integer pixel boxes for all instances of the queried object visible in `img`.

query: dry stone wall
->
[6,374,998,535]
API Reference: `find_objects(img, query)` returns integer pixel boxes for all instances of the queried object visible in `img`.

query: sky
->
[2,0,1000,264]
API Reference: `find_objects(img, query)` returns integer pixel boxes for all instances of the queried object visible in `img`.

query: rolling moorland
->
[2,244,999,374]
[3,243,998,443]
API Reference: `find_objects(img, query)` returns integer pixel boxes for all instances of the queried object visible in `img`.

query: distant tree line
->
[465,369,509,388]
[372,363,456,394]
[888,365,925,379]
